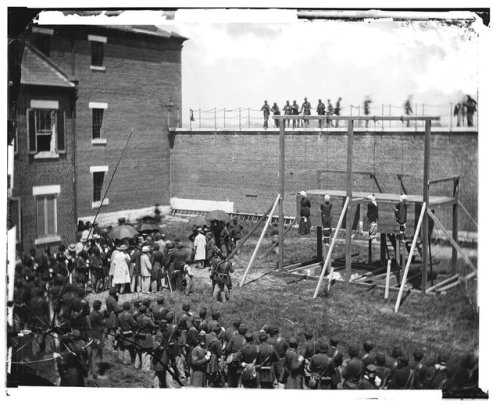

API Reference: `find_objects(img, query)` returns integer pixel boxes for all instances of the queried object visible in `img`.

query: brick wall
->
[46,28,183,219]
[170,129,478,232]
[13,86,76,253]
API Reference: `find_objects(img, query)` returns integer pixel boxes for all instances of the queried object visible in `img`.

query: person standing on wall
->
[261,100,271,129]
[404,96,413,127]
[298,191,311,235]
[465,94,477,127]
[300,97,312,128]
[326,99,334,127]
[317,99,325,128]
[271,102,281,128]
[363,96,372,128]
[291,100,300,128]
[283,100,292,128]
[334,97,342,128]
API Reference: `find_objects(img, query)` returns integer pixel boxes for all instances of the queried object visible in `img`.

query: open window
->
[27,101,66,158]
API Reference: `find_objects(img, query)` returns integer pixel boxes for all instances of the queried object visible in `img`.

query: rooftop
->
[21,42,75,88]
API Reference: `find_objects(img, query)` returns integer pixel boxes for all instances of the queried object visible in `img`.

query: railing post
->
[199,108,201,128]
[223,108,226,129]
[389,104,392,127]
[176,107,180,128]
[214,108,217,130]
[239,107,242,131]
[381,104,384,130]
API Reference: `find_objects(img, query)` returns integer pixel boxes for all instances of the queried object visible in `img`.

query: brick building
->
[12,42,77,253]
[12,24,187,252]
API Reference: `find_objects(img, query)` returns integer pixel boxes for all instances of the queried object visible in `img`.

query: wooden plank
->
[270,115,440,122]
[384,260,392,299]
[279,119,285,273]
[395,202,426,313]
[313,197,350,298]
[436,271,477,292]
[428,175,460,185]
[458,200,478,229]
[426,274,459,293]
[346,119,354,285]
[262,218,296,259]
[426,208,477,273]
[240,194,280,287]
[422,119,431,294]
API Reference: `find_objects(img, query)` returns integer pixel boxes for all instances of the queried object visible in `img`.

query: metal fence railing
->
[184,102,478,130]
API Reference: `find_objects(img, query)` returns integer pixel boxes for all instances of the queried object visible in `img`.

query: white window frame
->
[33,185,60,245]
[29,100,62,158]
[90,166,109,208]
[89,103,108,144]
[88,35,107,71]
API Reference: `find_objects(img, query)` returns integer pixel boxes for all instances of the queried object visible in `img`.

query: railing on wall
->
[186,103,478,130]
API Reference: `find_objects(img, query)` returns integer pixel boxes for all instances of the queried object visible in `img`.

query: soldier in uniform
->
[87,299,106,378]
[317,99,325,128]
[268,327,289,387]
[326,99,334,127]
[207,311,221,334]
[334,97,342,128]
[283,100,292,127]
[150,296,166,324]
[190,331,211,387]
[361,340,376,370]
[134,305,155,371]
[341,344,363,389]
[225,324,247,387]
[291,100,300,128]
[206,324,224,387]
[389,356,414,389]
[255,330,279,388]
[409,348,429,389]
[301,331,316,387]
[104,287,120,354]
[57,331,88,386]
[261,100,271,129]
[271,102,281,128]
[359,364,378,389]
[117,301,137,365]
[213,259,235,302]
[284,337,305,389]
[300,97,312,128]
[374,352,391,389]
[238,332,260,388]
[308,339,335,389]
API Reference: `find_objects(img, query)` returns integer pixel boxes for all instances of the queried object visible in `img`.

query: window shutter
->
[27,109,37,154]
[56,110,66,153]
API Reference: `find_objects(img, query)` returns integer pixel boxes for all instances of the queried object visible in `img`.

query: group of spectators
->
[260,95,478,129]
[8,276,480,392]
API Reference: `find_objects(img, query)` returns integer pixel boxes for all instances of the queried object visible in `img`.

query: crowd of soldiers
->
[8,268,480,391]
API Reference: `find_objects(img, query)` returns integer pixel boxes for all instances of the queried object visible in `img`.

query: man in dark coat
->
[206,325,224,387]
[57,332,88,386]
[150,243,164,293]
[409,348,429,389]
[374,352,391,389]
[117,301,137,365]
[300,97,312,127]
[334,97,342,127]
[171,241,190,292]
[361,340,376,371]
[104,287,120,352]
[225,324,247,387]
[284,337,305,389]
[190,331,210,387]
[238,332,260,388]
[256,330,279,388]
[308,339,335,389]
[283,100,292,127]
[291,100,300,128]
[261,100,271,129]
[299,191,311,235]
[134,305,155,371]
[317,99,325,128]
[212,259,234,302]
[320,194,333,243]
[395,194,408,239]
[87,300,106,378]
[268,327,289,386]
[342,344,363,389]
[389,356,414,389]
[367,194,379,240]
[465,95,477,127]
[271,102,281,128]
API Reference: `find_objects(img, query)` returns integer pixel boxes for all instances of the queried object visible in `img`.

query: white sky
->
[161,9,483,124]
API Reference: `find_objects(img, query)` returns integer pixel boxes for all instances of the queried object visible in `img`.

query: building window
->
[27,100,65,157]
[90,41,104,67]
[93,172,105,202]
[90,166,109,208]
[36,194,58,239]
[32,27,53,57]
[92,109,104,139]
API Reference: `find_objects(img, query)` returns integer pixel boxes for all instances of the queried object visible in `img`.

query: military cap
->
[134,300,142,308]
[304,331,313,339]
[92,300,102,310]
[348,344,360,358]
[143,298,151,307]
[199,307,207,317]
[182,303,191,312]
[165,311,175,323]
[375,352,386,366]
[363,340,374,352]
[288,337,299,348]
[122,301,131,310]
[397,356,409,366]
[391,346,404,359]
[259,330,268,341]
[244,332,253,341]
[212,311,221,320]
[109,287,117,295]
[139,305,147,314]
[413,348,424,361]
[318,339,329,353]
[437,353,448,365]
[366,364,377,373]
[232,319,242,328]
[157,296,165,304]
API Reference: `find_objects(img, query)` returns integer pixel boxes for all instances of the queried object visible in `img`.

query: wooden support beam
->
[426,208,477,273]
[395,202,426,313]
[452,178,460,273]
[270,115,440,122]
[436,271,477,292]
[262,218,296,259]
[426,274,459,293]
[428,175,460,185]
[278,119,285,273]
[421,119,431,294]
[240,194,281,287]
[225,200,275,262]
[313,197,350,299]
[346,119,354,285]
[458,200,478,229]
[384,260,391,299]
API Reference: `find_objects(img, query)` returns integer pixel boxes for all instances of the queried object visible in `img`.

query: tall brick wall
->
[13,86,76,253]
[44,27,183,218]
[170,129,478,232]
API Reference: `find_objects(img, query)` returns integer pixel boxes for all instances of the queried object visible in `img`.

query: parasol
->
[206,210,230,223]
[108,224,138,240]
[187,215,208,228]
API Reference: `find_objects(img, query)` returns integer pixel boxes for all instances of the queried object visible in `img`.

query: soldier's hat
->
[288,337,298,348]
[139,305,147,314]
[244,332,253,341]
[304,331,313,339]
[122,301,131,310]
[143,298,151,307]
[165,311,175,323]
[92,300,102,310]
[375,352,386,366]
[109,287,117,295]
[156,296,165,304]
[259,330,268,341]
[134,300,142,307]
[182,303,190,312]
[366,364,377,373]
[238,324,248,335]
